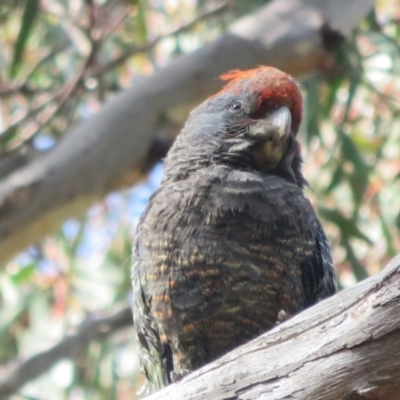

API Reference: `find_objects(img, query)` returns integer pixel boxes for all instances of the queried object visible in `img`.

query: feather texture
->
[132,66,337,392]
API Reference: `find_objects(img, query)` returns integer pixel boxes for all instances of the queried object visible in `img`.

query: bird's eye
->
[230,101,242,112]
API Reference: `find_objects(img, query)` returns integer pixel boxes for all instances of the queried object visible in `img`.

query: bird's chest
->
[141,179,311,315]
[138,175,314,370]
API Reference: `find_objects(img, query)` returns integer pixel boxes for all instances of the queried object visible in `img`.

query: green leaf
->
[340,132,370,209]
[342,240,369,281]
[10,263,36,285]
[0,294,32,337]
[10,0,40,77]
[323,77,343,118]
[379,211,397,257]
[135,0,148,42]
[343,73,360,121]
[326,165,344,193]
[0,125,18,149]
[304,79,321,146]
[364,7,379,30]
[318,208,372,244]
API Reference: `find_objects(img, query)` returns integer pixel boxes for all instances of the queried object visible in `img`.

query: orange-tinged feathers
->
[218,66,303,134]
[219,67,277,83]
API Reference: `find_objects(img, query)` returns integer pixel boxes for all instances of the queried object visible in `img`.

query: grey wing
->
[132,246,171,393]
[301,220,337,307]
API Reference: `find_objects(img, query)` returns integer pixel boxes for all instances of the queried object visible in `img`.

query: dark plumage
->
[132,66,337,392]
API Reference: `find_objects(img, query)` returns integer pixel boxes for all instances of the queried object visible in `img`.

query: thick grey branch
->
[3,254,398,399]
[0,142,36,180]
[0,0,373,266]
[0,307,133,399]
[146,255,400,400]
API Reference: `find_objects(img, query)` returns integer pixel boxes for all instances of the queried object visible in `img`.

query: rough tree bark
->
[145,255,400,400]
[1,256,398,399]
[0,0,373,266]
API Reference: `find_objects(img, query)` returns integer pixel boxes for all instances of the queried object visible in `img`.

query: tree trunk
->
[146,255,400,400]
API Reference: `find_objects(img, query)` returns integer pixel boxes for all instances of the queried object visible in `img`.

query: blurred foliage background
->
[0,0,399,399]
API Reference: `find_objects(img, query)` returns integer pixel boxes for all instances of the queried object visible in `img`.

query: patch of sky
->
[63,162,164,259]
[128,162,164,223]
[33,134,56,151]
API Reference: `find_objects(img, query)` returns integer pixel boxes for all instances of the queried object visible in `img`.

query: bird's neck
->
[163,136,307,189]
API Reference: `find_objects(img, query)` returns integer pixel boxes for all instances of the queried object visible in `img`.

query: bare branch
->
[0,65,82,152]
[145,255,400,400]
[0,90,61,142]
[0,307,133,399]
[2,254,399,399]
[1,37,95,152]
[86,1,230,78]
[0,42,70,99]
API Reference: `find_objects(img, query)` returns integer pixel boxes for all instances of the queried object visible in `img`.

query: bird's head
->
[166,66,305,186]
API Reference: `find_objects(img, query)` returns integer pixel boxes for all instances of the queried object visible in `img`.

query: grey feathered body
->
[132,67,337,392]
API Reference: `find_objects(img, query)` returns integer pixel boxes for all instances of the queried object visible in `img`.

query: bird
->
[132,66,337,392]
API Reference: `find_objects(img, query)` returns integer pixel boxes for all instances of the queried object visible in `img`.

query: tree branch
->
[86,1,230,78]
[0,306,133,399]
[0,0,374,266]
[0,42,70,98]
[3,253,398,399]
[145,255,400,400]
[0,141,36,180]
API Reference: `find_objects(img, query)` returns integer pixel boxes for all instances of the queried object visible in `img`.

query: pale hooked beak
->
[247,106,292,143]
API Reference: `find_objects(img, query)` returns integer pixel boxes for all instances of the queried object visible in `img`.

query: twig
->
[0,65,83,152]
[0,42,70,98]
[0,91,62,142]
[0,37,98,152]
[87,1,230,78]
[101,6,130,43]
[362,78,399,113]
[24,42,71,84]
[0,306,133,399]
